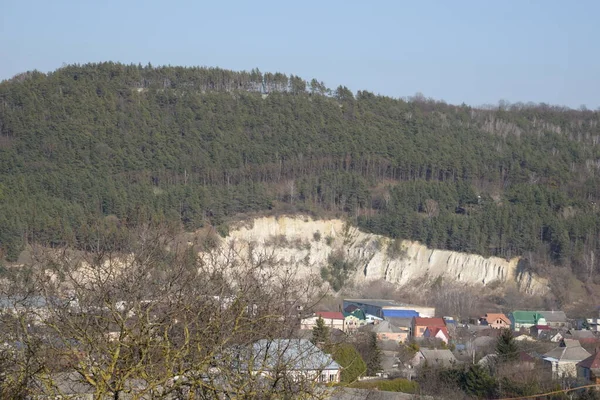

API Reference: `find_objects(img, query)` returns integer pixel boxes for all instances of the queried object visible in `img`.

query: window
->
[419,327,425,333]
[320,373,326,383]
[329,374,336,382]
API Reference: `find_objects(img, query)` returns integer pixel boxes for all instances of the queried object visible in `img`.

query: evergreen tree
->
[311,316,329,346]
[366,332,382,376]
[496,329,518,362]
[332,343,367,383]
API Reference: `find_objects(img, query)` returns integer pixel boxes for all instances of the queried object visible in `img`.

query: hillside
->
[1,62,599,286]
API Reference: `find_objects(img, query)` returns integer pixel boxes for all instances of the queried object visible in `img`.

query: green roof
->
[343,309,366,320]
[510,311,544,323]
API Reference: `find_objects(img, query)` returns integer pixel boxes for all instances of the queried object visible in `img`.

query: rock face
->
[223,216,548,295]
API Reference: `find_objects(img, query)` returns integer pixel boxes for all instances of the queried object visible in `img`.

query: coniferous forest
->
[1,62,599,281]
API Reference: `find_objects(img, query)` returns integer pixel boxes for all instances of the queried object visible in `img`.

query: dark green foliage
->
[311,316,329,346]
[320,250,355,291]
[0,62,600,280]
[331,343,366,383]
[440,366,497,398]
[365,332,382,376]
[496,329,518,362]
[349,378,418,393]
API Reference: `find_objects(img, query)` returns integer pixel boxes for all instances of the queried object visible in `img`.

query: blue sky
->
[1,0,598,108]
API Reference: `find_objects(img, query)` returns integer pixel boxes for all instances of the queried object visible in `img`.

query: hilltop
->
[0,62,599,297]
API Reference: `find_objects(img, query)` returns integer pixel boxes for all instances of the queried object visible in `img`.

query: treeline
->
[1,62,599,280]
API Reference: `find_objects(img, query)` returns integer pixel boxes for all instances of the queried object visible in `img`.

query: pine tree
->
[311,316,329,346]
[496,328,518,362]
[366,332,382,376]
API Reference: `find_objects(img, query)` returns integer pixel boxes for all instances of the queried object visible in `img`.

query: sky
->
[1,0,599,109]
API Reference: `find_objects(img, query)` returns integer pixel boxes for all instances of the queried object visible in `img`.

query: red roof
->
[414,317,446,327]
[425,327,449,338]
[316,311,345,320]
[578,351,600,370]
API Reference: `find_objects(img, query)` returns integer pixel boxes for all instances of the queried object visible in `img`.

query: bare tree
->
[0,224,333,399]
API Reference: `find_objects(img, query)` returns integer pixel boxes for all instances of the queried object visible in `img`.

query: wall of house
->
[377,332,408,343]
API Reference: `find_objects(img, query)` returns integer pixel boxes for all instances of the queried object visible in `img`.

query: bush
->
[349,378,418,393]
[313,231,322,242]
[332,343,366,383]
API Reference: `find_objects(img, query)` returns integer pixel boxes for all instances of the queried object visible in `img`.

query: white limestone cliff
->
[221,216,549,295]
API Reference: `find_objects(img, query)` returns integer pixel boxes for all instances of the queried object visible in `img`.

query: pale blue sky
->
[1,0,598,108]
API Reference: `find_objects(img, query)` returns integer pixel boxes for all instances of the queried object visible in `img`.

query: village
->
[298,298,600,392]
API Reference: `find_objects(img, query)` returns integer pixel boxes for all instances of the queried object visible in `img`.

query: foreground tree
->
[365,333,382,376]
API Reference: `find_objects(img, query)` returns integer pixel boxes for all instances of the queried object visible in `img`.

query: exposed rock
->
[221,216,549,295]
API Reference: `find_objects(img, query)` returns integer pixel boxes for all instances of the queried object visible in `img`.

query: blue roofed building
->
[343,299,435,319]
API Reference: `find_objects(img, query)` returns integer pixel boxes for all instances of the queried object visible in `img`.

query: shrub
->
[313,231,322,242]
[349,378,418,393]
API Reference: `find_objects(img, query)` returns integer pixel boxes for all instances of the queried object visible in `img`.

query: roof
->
[344,304,359,313]
[252,339,340,371]
[383,317,413,328]
[568,330,596,340]
[484,313,510,324]
[510,311,545,323]
[413,317,446,327]
[382,309,419,318]
[519,352,536,363]
[578,352,600,370]
[419,349,457,367]
[539,311,568,323]
[543,340,591,362]
[371,320,403,334]
[316,311,345,320]
[425,327,449,338]
[344,299,406,308]
[343,309,366,320]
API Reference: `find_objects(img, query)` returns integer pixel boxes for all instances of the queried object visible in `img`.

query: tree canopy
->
[1,62,599,284]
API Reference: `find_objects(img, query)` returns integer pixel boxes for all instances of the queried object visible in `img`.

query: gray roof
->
[419,349,458,367]
[383,317,413,328]
[544,340,591,362]
[567,330,596,339]
[252,339,340,371]
[370,321,403,334]
[344,299,407,308]
[539,311,568,323]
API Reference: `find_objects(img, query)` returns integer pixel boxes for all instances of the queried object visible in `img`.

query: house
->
[300,312,346,331]
[543,339,592,379]
[343,309,367,331]
[539,311,569,329]
[479,313,511,329]
[479,352,536,375]
[411,349,458,368]
[565,329,597,344]
[509,311,547,332]
[412,317,446,339]
[363,320,409,343]
[577,351,600,384]
[530,325,553,337]
[251,339,341,383]
[343,299,435,319]
[423,327,450,344]
[365,313,383,324]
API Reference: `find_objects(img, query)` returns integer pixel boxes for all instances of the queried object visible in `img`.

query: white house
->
[543,339,591,379]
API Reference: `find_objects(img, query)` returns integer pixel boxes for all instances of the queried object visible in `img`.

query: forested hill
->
[1,62,600,280]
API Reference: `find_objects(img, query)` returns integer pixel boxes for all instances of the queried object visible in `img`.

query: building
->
[509,311,547,331]
[479,313,510,329]
[343,309,367,332]
[343,299,435,319]
[412,317,446,339]
[543,339,591,379]
[365,320,408,343]
[423,326,449,344]
[539,311,569,329]
[300,312,345,331]
[411,349,458,368]
[251,339,341,383]
[577,351,600,384]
